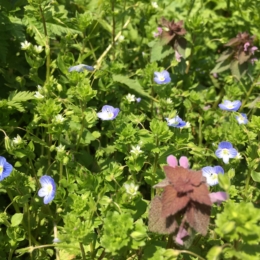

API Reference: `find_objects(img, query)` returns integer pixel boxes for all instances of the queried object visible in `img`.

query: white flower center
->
[168,118,178,125]
[46,184,53,194]
[158,75,165,81]
[227,104,234,109]
[0,166,3,174]
[222,148,230,155]
[210,173,218,180]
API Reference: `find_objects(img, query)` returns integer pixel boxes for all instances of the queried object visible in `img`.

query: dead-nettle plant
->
[159,18,188,61]
[148,165,212,246]
[211,32,258,79]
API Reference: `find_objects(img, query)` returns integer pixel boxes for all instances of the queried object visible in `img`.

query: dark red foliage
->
[159,18,187,53]
[149,166,212,241]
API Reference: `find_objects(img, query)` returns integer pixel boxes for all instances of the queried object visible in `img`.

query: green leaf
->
[206,246,222,260]
[113,74,152,99]
[150,42,174,62]
[11,213,23,227]
[218,173,230,191]
[251,171,260,182]
[230,60,248,80]
[211,60,230,74]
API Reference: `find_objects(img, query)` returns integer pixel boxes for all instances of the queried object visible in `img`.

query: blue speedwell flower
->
[218,100,241,111]
[166,116,186,128]
[97,105,120,120]
[236,113,248,124]
[38,175,56,204]
[154,70,171,84]
[215,141,238,164]
[0,156,13,181]
[68,64,94,72]
[202,166,224,186]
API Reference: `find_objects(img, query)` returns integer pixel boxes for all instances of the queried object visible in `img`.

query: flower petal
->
[167,155,178,167]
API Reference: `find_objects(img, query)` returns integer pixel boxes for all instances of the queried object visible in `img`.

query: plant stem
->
[244,169,251,200]
[79,242,86,260]
[179,250,206,260]
[39,3,51,84]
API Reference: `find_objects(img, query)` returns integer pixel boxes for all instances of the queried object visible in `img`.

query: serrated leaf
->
[175,37,187,58]
[150,41,174,62]
[113,74,152,99]
[230,60,248,80]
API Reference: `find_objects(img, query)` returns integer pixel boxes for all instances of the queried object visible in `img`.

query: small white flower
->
[53,237,61,243]
[21,40,31,50]
[34,91,44,99]
[151,2,158,8]
[126,93,136,103]
[34,45,43,53]
[235,153,242,159]
[183,122,191,128]
[13,134,23,145]
[118,35,125,42]
[54,114,65,124]
[37,85,42,90]
[166,98,172,104]
[124,183,139,196]
[130,145,143,156]
[56,144,65,153]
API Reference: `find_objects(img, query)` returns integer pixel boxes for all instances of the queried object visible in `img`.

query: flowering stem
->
[79,242,86,260]
[111,0,116,60]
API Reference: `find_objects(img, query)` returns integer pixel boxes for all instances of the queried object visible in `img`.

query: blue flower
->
[218,100,241,111]
[97,105,120,120]
[38,175,56,204]
[68,64,94,72]
[136,97,141,103]
[236,113,248,124]
[202,166,224,186]
[0,156,13,181]
[215,141,238,164]
[166,116,186,128]
[154,70,171,84]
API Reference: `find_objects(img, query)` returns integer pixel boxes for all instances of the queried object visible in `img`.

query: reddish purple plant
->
[158,18,187,61]
[149,156,228,246]
[212,32,258,79]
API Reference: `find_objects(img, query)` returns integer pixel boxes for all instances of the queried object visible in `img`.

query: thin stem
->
[179,250,206,260]
[244,169,251,200]
[75,113,86,152]
[111,0,115,60]
[79,242,86,260]
[198,117,202,146]
[26,203,32,260]
[39,4,51,83]
[53,222,60,260]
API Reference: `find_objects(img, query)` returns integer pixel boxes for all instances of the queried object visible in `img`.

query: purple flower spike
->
[219,100,241,111]
[68,64,94,72]
[97,105,120,120]
[154,70,171,84]
[0,156,13,181]
[175,50,182,62]
[38,175,56,204]
[244,42,250,51]
[153,27,163,37]
[202,166,224,186]
[215,141,238,164]
[167,155,178,167]
[250,46,258,55]
[179,156,189,168]
[236,113,248,125]
[175,227,189,245]
[165,116,186,128]
[209,191,228,205]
